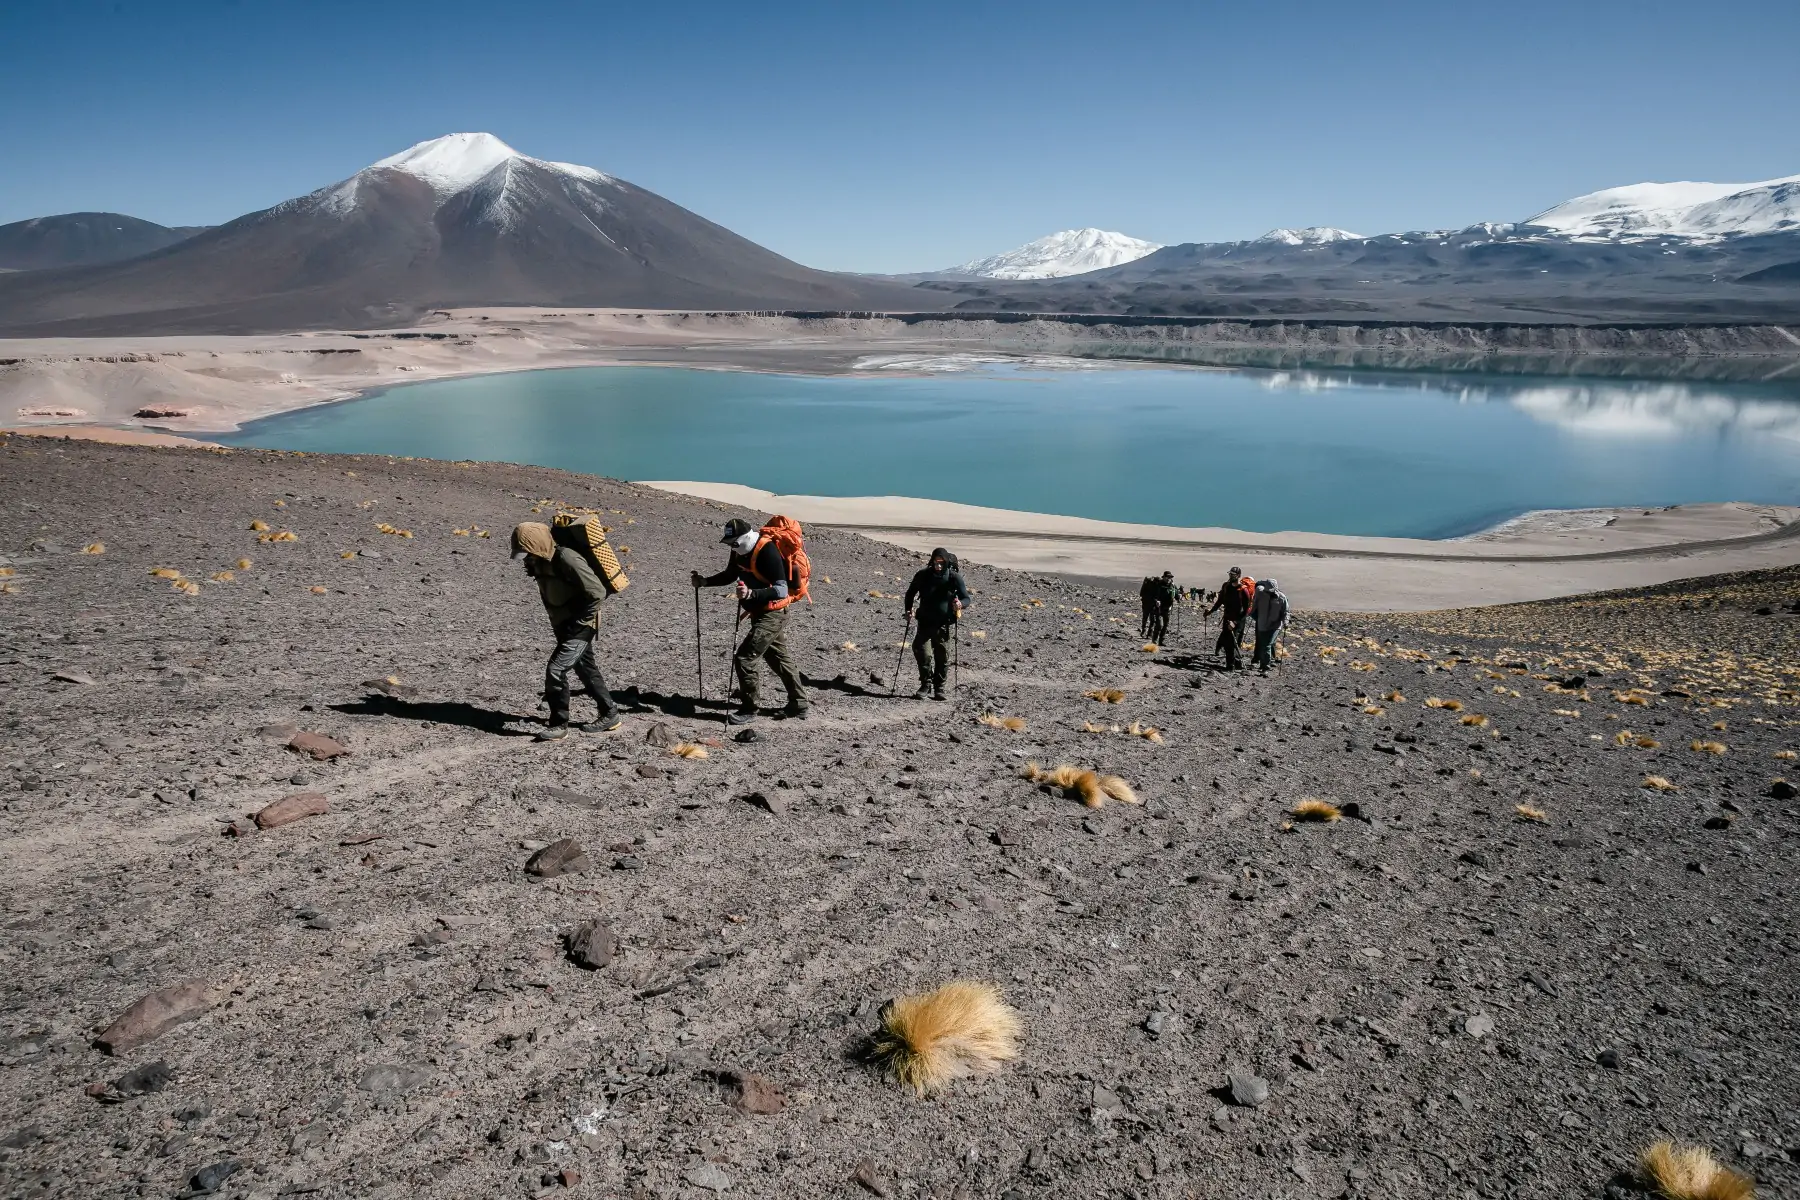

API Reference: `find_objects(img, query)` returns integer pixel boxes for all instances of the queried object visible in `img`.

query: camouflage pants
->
[734,609,806,711]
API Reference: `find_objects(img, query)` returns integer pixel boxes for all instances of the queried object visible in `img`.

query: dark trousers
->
[1216,618,1243,670]
[1139,600,1154,638]
[1147,603,1171,644]
[913,622,952,687]
[735,608,806,711]
[1253,626,1278,669]
[545,624,614,724]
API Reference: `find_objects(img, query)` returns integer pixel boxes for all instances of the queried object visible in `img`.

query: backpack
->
[1237,576,1256,606]
[1139,577,1157,601]
[747,515,811,611]
[551,513,630,595]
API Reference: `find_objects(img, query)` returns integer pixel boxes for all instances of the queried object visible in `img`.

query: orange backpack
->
[1237,576,1256,606]
[747,515,812,611]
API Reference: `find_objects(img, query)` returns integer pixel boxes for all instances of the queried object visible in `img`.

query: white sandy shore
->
[640,482,1800,612]
[6,307,1797,611]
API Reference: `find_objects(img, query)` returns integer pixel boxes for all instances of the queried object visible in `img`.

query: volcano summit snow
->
[0,133,929,334]
[1526,171,1800,242]
[948,229,1163,279]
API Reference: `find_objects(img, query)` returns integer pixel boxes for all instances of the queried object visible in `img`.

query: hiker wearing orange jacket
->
[692,517,809,726]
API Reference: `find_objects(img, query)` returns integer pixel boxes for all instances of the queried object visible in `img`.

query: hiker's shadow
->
[332,695,533,736]
[802,673,884,699]
[619,688,735,720]
[1161,653,1215,671]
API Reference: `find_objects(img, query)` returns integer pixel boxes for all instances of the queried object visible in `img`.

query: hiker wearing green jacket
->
[511,522,623,740]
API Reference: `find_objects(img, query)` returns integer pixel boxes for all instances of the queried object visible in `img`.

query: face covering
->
[731,530,759,556]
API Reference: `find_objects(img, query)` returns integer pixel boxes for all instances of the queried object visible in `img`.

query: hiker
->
[1146,571,1178,644]
[1138,576,1157,639]
[511,521,623,740]
[1251,576,1289,673]
[904,547,970,701]
[692,517,809,726]
[1206,566,1255,670]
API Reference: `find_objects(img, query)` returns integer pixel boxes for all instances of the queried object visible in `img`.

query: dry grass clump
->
[1084,688,1127,704]
[1382,689,1406,703]
[1644,775,1679,792]
[1553,708,1582,718]
[1140,642,1159,653]
[1291,798,1341,822]
[839,641,858,652]
[1424,697,1464,711]
[149,567,182,580]
[249,520,269,532]
[978,713,1027,732]
[1021,762,1138,807]
[1080,720,1112,734]
[870,981,1021,1096]
[1638,1141,1753,1200]
[173,580,200,597]
[1637,737,1660,749]
[374,523,413,539]
[1710,721,1727,731]
[1360,703,1385,716]
[1514,804,1548,823]
[1460,714,1490,727]
[969,630,987,639]
[1690,740,1728,755]
[1348,660,1376,672]
[257,530,298,544]
[308,585,328,595]
[671,743,709,759]
[1615,690,1652,706]
[208,571,235,583]
[235,557,252,570]
[1126,721,1163,744]
[1776,750,1797,761]
[80,542,105,554]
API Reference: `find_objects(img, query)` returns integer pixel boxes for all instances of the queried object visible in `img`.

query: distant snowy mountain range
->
[942,170,1799,280]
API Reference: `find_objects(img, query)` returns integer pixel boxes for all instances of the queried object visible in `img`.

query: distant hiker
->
[1138,576,1158,639]
[511,520,624,740]
[1145,571,1178,644]
[692,516,810,725]
[1207,566,1255,670]
[1251,576,1289,673]
[904,547,970,701]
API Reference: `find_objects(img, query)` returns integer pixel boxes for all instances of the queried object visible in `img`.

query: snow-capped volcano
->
[0,132,928,333]
[1256,226,1365,245]
[950,228,1162,279]
[1527,172,1800,242]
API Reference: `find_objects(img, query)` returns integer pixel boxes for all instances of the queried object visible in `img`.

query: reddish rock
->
[287,731,349,761]
[94,981,218,1055]
[254,792,329,829]
[558,1170,581,1188]
[526,839,590,878]
[720,1068,785,1114]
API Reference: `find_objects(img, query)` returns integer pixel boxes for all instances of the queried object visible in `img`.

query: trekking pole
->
[891,611,912,698]
[952,620,959,694]
[693,587,705,702]
[727,604,743,704]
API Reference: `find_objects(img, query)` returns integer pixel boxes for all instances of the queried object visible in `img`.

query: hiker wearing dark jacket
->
[1146,571,1178,644]
[1251,577,1289,673]
[511,522,622,740]
[1207,566,1252,671]
[904,547,970,701]
[692,517,808,726]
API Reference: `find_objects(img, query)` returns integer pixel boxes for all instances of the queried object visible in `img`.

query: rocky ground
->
[1,436,1796,1200]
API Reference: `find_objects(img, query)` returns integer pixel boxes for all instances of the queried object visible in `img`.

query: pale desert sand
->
[641,483,1800,612]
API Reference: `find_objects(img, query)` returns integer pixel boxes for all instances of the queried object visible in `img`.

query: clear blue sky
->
[3,0,1796,272]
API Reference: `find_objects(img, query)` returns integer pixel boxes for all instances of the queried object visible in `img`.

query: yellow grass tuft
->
[235,558,252,570]
[1291,798,1341,822]
[452,528,470,536]
[1021,763,1138,807]
[1615,730,1635,746]
[1084,688,1127,703]
[1382,690,1405,703]
[340,550,357,559]
[149,567,182,580]
[1098,774,1138,805]
[1515,804,1548,823]
[1637,738,1660,750]
[840,641,859,652]
[309,585,328,594]
[1080,720,1114,734]
[208,571,235,583]
[671,743,709,759]
[1126,721,1163,744]
[1553,708,1582,718]
[1711,721,1727,731]
[172,580,200,596]
[257,530,298,543]
[1777,750,1797,761]
[1460,714,1490,727]
[80,542,105,555]
[1644,775,1679,792]
[1424,697,1463,711]
[375,523,413,538]
[1141,642,1159,653]
[1349,660,1376,672]
[1639,1141,1753,1200]
[1690,740,1728,755]
[1615,690,1652,705]
[871,981,1022,1096]
[249,520,269,532]
[970,630,987,639]
[1361,705,1385,716]
[979,713,1027,732]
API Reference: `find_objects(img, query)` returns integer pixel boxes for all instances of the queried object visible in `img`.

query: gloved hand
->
[690,570,704,588]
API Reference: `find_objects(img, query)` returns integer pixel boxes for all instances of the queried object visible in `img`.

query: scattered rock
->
[1703,815,1733,830]
[566,920,617,969]
[1228,1072,1270,1107]
[635,763,664,779]
[254,791,329,829]
[356,1063,431,1094]
[851,1158,889,1197]
[187,1159,241,1195]
[95,980,219,1055]
[1464,1013,1495,1038]
[258,722,300,741]
[526,839,591,878]
[612,855,642,871]
[89,1059,176,1101]
[1597,1047,1623,1069]
[0,1125,44,1151]
[287,731,349,761]
[744,791,786,816]
[1459,849,1491,868]
[716,1068,786,1114]
[50,668,96,685]
[685,1161,733,1191]
[1090,1082,1126,1119]
[1143,1011,1174,1039]
[644,722,679,748]
[734,728,761,744]
[1769,780,1796,800]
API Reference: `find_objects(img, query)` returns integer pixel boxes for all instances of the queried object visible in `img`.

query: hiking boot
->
[912,686,932,700]
[536,722,570,742]
[579,714,624,733]
[781,702,810,721]
[726,709,758,727]
[932,685,948,702]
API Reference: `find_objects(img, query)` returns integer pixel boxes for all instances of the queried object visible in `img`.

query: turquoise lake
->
[216,360,1800,539]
